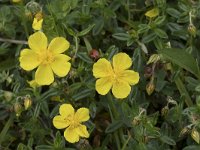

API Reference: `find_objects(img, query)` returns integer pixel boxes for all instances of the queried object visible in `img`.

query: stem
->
[170,65,193,107]
[107,93,121,150]
[121,134,131,150]
[127,0,131,22]
[175,77,193,107]
[0,114,15,145]
[74,36,79,57]
[0,38,28,45]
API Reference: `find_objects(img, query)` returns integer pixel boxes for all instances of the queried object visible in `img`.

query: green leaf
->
[107,45,119,60]
[105,120,123,133]
[154,16,166,25]
[153,38,163,50]
[166,8,181,18]
[17,143,27,150]
[77,52,93,64]
[92,17,104,36]
[72,89,94,101]
[138,24,150,34]
[77,24,95,36]
[142,32,157,43]
[35,145,54,150]
[0,58,17,71]
[183,145,200,150]
[84,37,93,52]
[154,28,168,39]
[112,33,131,41]
[159,48,200,79]
[160,135,176,145]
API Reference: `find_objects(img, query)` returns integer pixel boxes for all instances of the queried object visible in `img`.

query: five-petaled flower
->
[93,53,139,98]
[53,104,90,143]
[19,31,71,85]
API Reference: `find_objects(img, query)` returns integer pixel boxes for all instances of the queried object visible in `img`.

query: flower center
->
[38,50,55,65]
[111,71,119,82]
[65,115,80,129]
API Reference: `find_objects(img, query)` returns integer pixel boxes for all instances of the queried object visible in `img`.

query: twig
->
[0,37,28,45]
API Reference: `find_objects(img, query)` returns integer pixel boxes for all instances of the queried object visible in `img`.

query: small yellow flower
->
[32,18,43,30]
[32,12,43,30]
[53,104,90,143]
[19,31,71,85]
[93,53,139,98]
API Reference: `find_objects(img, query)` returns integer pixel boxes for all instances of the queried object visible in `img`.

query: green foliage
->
[1,0,200,149]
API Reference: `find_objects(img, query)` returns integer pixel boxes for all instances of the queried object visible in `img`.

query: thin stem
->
[175,77,193,107]
[0,114,15,145]
[0,38,28,45]
[170,65,193,107]
[127,0,131,22]
[74,36,79,57]
[107,93,121,150]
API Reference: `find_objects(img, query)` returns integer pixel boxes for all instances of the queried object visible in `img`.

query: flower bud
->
[147,54,160,65]
[89,49,100,61]
[6,77,13,84]
[14,102,22,117]
[179,126,190,137]
[161,106,169,116]
[146,81,155,95]
[26,1,41,15]
[4,91,13,102]
[132,116,141,125]
[191,129,200,144]
[188,24,197,37]
[164,63,172,71]
[24,98,32,110]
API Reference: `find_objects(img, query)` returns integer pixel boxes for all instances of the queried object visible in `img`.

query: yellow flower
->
[19,31,71,85]
[93,53,139,99]
[32,12,43,30]
[32,18,43,30]
[53,104,90,143]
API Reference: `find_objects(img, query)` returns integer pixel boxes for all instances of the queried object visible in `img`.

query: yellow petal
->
[64,127,79,143]
[53,115,69,129]
[19,49,40,71]
[50,54,71,77]
[48,37,70,54]
[59,104,74,117]
[75,108,90,122]
[27,80,40,89]
[119,70,140,85]
[32,18,43,30]
[28,31,47,52]
[112,81,131,99]
[93,58,113,78]
[35,65,54,85]
[76,125,89,138]
[96,77,113,95]
[113,53,132,73]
